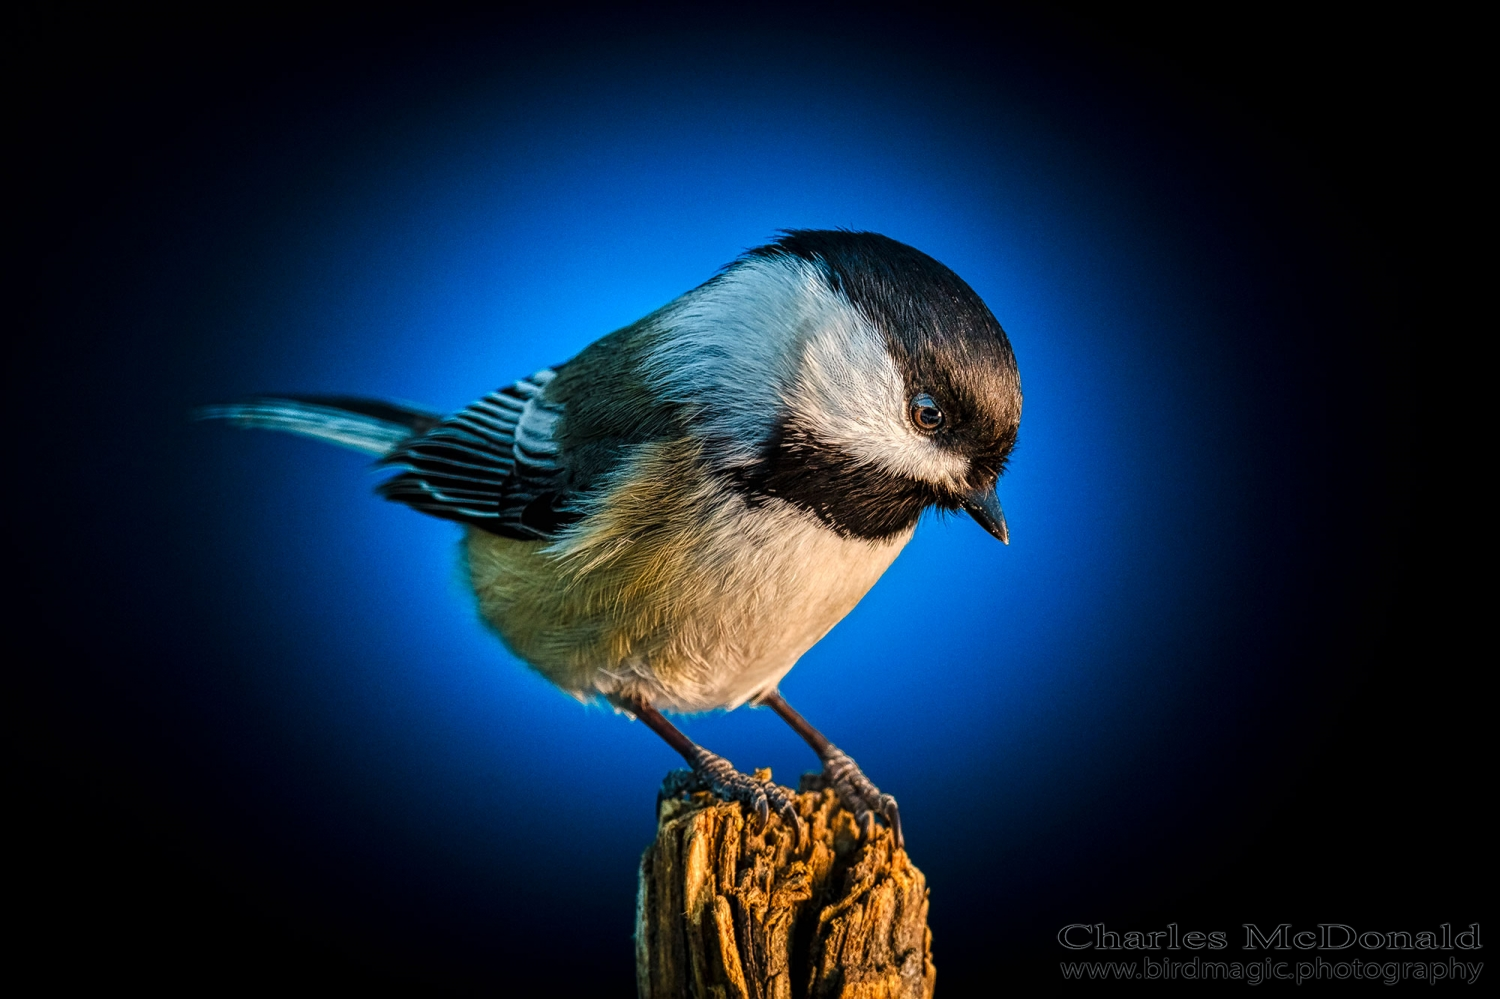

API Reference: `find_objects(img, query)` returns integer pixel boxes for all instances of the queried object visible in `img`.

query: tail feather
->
[195,396,442,456]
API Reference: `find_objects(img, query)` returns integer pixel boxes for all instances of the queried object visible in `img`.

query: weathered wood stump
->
[636,771,935,999]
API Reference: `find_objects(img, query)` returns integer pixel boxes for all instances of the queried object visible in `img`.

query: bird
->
[199,230,1021,848]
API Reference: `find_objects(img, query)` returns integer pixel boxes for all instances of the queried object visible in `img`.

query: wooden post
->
[636,771,936,999]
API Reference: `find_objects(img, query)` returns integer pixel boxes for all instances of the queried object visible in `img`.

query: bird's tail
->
[194,396,442,456]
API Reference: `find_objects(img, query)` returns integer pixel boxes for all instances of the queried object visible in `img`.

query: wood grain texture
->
[637,772,935,999]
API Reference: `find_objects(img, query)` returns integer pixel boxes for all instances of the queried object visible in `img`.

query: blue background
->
[13,8,1476,994]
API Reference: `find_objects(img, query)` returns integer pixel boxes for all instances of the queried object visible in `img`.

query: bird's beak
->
[962,486,1010,544]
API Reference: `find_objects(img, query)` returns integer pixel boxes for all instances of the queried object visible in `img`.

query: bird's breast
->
[464,437,911,712]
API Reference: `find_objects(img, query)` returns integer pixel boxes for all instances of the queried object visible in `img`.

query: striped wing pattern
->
[378,369,576,540]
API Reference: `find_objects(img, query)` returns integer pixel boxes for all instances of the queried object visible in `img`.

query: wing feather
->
[377,369,577,540]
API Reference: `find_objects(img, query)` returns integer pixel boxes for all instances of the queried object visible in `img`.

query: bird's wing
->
[377,368,579,540]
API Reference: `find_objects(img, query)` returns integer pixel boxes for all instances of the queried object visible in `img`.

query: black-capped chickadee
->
[201,230,1021,847]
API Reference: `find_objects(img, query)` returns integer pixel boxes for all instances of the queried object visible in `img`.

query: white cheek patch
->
[645,253,969,489]
[642,256,809,464]
[792,313,971,490]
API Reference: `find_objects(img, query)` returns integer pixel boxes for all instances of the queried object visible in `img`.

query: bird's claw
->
[661,748,801,843]
[658,767,705,807]
[820,745,903,849]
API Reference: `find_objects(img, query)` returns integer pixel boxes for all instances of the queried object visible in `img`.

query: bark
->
[636,771,935,999]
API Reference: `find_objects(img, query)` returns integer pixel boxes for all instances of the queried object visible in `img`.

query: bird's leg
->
[758,690,902,849]
[620,695,800,837]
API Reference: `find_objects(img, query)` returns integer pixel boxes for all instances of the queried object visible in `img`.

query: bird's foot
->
[819,745,903,849]
[659,747,800,840]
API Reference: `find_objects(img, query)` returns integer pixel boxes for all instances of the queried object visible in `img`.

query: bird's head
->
[651,229,1021,543]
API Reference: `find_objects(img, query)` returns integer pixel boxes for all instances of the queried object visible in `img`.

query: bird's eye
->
[909,394,945,432]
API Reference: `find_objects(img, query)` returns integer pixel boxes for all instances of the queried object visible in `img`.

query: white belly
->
[465,439,913,714]
[592,499,912,713]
